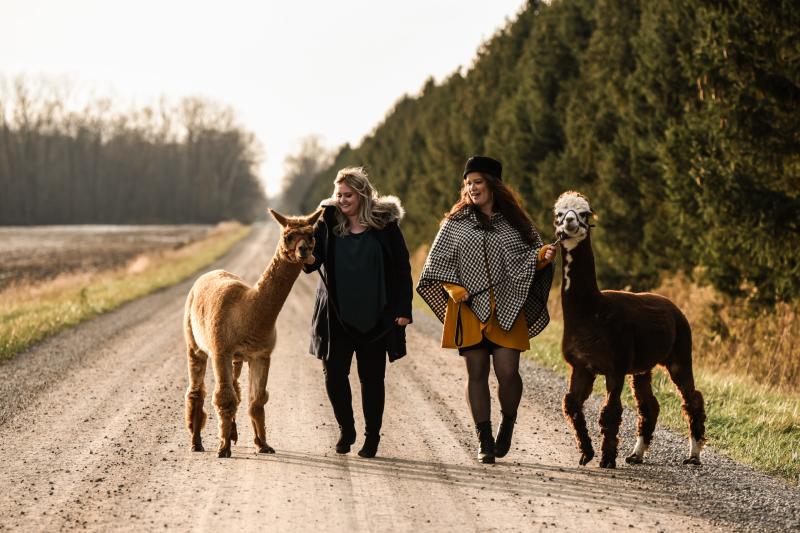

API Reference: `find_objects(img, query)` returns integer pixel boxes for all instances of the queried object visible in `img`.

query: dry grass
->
[410,244,437,318]
[655,273,799,393]
[0,222,250,362]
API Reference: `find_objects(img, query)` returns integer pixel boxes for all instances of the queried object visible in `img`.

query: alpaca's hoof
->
[579,449,595,466]
[683,456,701,465]
[218,448,232,458]
[191,444,204,452]
[231,422,238,445]
[258,444,275,454]
[625,453,643,464]
[599,456,616,469]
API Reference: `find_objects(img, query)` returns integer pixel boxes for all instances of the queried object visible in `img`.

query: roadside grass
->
[0,222,251,363]
[655,272,799,393]
[527,319,800,485]
[410,243,437,320]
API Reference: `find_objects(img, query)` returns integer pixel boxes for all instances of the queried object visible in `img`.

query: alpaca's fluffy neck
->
[252,246,302,329]
[560,232,601,316]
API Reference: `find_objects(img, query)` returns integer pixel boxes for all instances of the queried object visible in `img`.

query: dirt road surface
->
[0,225,797,532]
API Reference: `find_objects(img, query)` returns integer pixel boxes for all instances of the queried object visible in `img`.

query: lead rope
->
[482,230,496,307]
[454,301,464,346]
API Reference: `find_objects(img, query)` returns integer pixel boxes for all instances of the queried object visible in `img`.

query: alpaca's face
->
[554,192,593,251]
[281,226,316,263]
[270,208,323,263]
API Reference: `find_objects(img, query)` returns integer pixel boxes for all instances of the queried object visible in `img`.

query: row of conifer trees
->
[302,0,799,304]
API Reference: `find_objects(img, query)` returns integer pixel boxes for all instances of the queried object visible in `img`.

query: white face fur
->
[553,193,593,251]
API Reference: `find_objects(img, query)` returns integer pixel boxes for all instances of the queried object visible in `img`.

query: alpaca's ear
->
[269,208,289,227]
[306,208,323,226]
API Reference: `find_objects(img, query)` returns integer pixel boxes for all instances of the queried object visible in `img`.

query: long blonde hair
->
[331,167,392,236]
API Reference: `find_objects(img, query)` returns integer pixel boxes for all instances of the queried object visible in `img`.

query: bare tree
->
[278,135,332,213]
[0,76,267,225]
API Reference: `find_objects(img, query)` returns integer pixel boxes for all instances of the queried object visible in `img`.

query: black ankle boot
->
[476,421,495,464]
[494,411,517,458]
[357,434,380,458]
[335,426,356,454]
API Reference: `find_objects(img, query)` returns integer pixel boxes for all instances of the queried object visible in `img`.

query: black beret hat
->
[463,155,502,180]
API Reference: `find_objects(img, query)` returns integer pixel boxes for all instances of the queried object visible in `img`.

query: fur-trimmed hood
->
[319,195,405,225]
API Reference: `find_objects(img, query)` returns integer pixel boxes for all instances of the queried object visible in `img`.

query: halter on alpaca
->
[554,191,706,468]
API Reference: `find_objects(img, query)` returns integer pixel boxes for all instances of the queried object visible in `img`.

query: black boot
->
[476,421,495,464]
[335,426,356,454]
[357,434,380,458]
[494,411,517,458]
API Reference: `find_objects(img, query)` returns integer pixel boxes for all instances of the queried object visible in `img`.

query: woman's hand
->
[395,317,411,326]
[539,244,555,264]
[456,291,470,303]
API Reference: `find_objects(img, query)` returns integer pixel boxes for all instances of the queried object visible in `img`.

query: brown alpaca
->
[183,208,322,458]
[554,191,706,468]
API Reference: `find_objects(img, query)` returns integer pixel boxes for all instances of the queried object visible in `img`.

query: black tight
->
[462,347,522,424]
[323,319,387,436]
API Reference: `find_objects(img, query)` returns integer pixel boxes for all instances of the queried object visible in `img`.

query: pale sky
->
[2,0,526,197]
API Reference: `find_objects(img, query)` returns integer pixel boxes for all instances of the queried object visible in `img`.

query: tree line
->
[301,0,799,304]
[275,135,332,213]
[0,78,267,225]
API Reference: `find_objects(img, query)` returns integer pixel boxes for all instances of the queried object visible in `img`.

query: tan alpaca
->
[183,208,322,458]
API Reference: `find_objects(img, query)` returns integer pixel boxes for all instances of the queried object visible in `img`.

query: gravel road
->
[0,224,797,532]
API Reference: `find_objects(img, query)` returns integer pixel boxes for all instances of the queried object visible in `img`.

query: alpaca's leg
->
[232,360,244,403]
[562,366,595,465]
[667,317,706,465]
[248,357,274,454]
[667,362,706,465]
[230,360,244,445]
[211,353,237,458]
[625,371,660,464]
[598,373,624,469]
[185,348,208,452]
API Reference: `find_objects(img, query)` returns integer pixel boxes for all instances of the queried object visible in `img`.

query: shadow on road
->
[218,449,679,513]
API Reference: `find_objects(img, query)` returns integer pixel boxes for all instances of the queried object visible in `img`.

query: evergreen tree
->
[300,0,800,302]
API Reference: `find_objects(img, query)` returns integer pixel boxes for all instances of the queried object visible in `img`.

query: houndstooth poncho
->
[416,207,554,338]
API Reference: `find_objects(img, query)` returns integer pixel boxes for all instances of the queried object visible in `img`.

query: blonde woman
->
[417,156,555,463]
[303,167,412,458]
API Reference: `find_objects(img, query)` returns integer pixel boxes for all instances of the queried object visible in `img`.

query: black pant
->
[323,318,387,437]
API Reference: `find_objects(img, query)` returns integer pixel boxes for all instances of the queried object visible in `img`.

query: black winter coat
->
[303,201,413,362]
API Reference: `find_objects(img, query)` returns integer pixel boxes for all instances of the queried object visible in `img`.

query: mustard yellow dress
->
[440,246,552,351]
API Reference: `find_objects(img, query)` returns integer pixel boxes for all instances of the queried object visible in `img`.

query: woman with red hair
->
[417,156,555,464]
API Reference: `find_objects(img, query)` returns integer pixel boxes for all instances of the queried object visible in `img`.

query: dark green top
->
[334,229,387,333]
